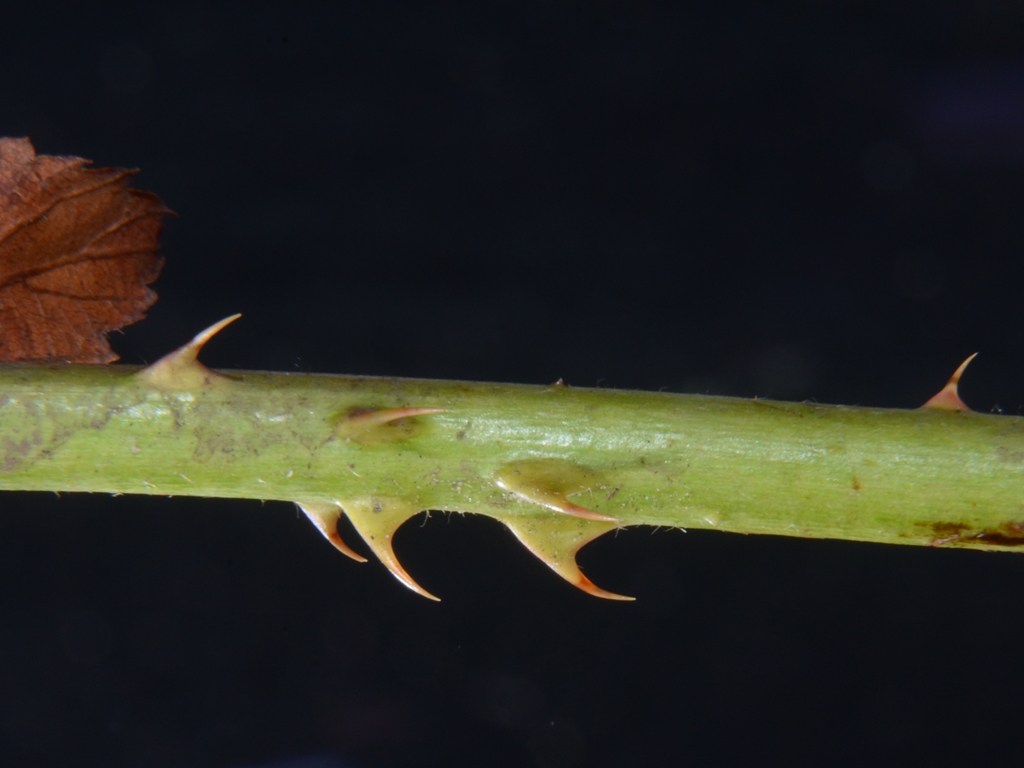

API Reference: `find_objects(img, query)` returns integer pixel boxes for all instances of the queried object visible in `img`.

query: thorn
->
[297,501,367,562]
[502,515,633,601]
[336,406,444,444]
[922,353,977,412]
[136,314,241,390]
[494,459,618,523]
[340,497,440,601]
[346,406,445,427]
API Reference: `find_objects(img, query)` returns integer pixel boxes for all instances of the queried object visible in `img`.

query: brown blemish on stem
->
[928,521,1024,548]
[972,521,1024,547]
[929,522,968,546]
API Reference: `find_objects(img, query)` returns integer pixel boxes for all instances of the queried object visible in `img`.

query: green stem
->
[1,356,1021,597]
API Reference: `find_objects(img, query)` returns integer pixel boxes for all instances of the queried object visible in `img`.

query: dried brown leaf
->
[0,137,168,363]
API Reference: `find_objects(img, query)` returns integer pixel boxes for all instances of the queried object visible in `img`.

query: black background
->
[2,2,1024,766]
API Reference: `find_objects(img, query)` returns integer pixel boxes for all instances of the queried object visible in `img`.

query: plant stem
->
[1,359,1021,596]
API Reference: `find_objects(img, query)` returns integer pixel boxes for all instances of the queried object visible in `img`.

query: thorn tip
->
[337,407,445,444]
[191,314,242,349]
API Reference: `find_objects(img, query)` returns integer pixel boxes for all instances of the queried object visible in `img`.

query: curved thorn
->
[493,460,619,523]
[922,352,978,412]
[296,501,367,562]
[337,407,445,444]
[493,479,619,523]
[136,314,241,389]
[340,497,440,601]
[502,515,633,601]
[346,406,445,426]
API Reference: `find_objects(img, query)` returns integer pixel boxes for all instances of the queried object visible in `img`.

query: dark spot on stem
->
[932,522,969,537]
[929,521,1024,547]
[973,521,1024,547]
